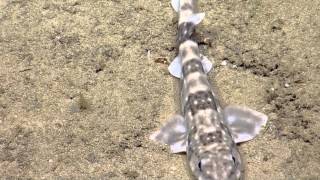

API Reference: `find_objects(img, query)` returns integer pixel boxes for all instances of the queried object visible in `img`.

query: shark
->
[150,0,268,180]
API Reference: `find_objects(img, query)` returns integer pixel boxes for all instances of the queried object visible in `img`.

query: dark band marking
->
[199,131,223,145]
[182,58,204,77]
[177,22,195,45]
[181,4,193,11]
[181,48,188,58]
[191,125,198,133]
[185,91,217,115]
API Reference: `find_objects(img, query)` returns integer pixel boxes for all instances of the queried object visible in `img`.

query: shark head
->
[187,142,242,180]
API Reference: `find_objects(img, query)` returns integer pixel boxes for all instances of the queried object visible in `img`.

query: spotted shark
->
[150,0,268,180]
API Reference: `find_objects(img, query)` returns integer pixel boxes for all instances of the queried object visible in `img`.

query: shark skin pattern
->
[179,40,243,180]
[150,0,268,180]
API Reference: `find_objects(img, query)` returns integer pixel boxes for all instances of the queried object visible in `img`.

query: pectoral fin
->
[150,115,187,153]
[171,0,179,12]
[200,55,213,74]
[223,105,268,143]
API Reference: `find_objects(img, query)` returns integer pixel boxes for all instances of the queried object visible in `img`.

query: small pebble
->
[284,83,290,88]
[171,166,177,171]
[221,60,228,66]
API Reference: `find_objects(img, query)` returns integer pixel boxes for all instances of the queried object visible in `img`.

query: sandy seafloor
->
[0,0,319,179]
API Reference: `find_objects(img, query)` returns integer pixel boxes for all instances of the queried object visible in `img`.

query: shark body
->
[150,1,268,180]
